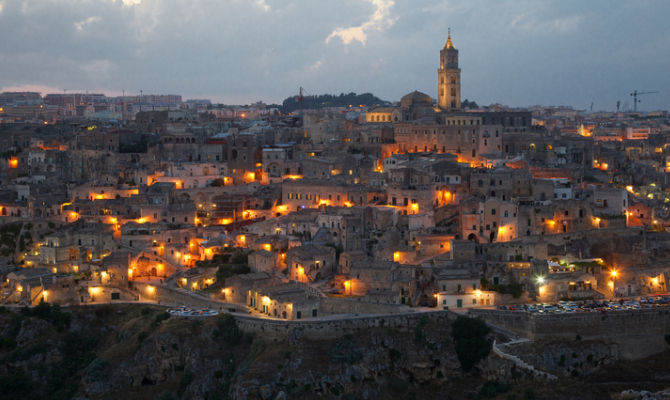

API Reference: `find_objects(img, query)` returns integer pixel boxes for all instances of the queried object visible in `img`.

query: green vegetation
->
[478,380,510,398]
[280,92,387,114]
[213,314,242,345]
[0,223,23,257]
[461,99,479,109]
[451,316,491,372]
[151,311,171,327]
[21,301,71,331]
[414,315,429,343]
[480,277,524,298]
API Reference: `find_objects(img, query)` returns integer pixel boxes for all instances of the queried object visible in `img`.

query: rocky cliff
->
[0,304,669,400]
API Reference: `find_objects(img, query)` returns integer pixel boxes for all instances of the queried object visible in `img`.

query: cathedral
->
[367,31,533,165]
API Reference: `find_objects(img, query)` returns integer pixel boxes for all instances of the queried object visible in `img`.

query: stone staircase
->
[492,339,558,380]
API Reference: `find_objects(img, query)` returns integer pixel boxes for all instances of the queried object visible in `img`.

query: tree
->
[451,316,491,372]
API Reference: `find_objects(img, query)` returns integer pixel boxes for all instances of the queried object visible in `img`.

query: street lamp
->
[610,269,618,297]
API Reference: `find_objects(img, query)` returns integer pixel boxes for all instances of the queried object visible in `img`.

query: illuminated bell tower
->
[438,28,461,111]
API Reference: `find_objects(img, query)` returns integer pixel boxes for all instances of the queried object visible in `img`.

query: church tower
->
[438,29,461,110]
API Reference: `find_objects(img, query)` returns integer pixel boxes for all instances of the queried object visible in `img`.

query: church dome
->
[401,91,433,109]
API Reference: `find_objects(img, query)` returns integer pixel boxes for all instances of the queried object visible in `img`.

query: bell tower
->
[438,28,461,111]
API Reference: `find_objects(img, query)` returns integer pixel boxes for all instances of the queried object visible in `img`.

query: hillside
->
[0,304,668,399]
[280,92,388,114]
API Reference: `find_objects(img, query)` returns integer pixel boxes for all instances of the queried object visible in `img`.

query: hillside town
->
[2,35,670,322]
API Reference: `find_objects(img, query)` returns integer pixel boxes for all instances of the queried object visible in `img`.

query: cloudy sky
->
[0,0,668,110]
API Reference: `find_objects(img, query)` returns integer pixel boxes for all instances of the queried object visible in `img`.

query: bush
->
[23,301,71,331]
[213,314,242,345]
[480,278,524,298]
[451,316,491,372]
[178,370,194,396]
[0,369,33,398]
[152,312,171,327]
[414,315,429,343]
[524,389,536,400]
[479,381,510,398]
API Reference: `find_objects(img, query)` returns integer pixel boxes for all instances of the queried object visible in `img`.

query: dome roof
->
[401,91,433,107]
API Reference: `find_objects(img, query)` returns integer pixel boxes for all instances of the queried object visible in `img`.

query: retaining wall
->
[233,310,454,341]
[470,308,670,360]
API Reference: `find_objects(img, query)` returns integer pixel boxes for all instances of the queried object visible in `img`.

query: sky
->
[0,0,669,111]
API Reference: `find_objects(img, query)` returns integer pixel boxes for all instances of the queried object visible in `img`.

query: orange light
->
[275,205,288,213]
[220,218,233,225]
[245,172,255,181]
[318,199,330,206]
[263,243,272,251]
[284,174,303,180]
[410,203,419,213]
[610,269,618,278]
[393,251,400,262]
[344,201,353,207]
[136,217,147,224]
[8,157,18,169]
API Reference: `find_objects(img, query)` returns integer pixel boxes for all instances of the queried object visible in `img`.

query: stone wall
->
[319,297,411,315]
[233,310,453,341]
[470,308,670,360]
[130,281,246,312]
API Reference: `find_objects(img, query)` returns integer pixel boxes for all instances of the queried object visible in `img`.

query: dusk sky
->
[1,0,668,111]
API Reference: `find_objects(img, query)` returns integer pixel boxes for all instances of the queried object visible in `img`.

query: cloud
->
[74,16,101,31]
[326,0,394,45]
[121,0,142,6]
[510,12,583,34]
[255,0,270,12]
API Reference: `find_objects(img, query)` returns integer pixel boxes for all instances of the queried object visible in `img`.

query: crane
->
[630,90,659,112]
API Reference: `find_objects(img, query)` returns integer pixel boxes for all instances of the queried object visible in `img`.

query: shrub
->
[152,312,171,327]
[479,381,510,398]
[213,314,242,345]
[451,316,491,372]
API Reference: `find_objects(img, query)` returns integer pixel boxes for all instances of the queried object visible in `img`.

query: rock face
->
[505,340,617,377]
[1,304,669,400]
